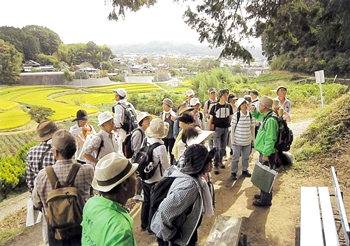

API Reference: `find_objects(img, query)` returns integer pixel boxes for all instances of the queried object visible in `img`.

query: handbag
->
[251,161,278,193]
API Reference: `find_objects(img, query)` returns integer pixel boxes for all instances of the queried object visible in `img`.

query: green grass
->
[0,110,31,130]
[250,73,294,83]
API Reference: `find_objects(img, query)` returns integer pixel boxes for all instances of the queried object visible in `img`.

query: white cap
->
[113,88,127,98]
[189,98,200,106]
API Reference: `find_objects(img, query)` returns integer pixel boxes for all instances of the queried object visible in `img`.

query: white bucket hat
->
[189,98,200,106]
[92,152,139,192]
[185,89,195,97]
[186,127,215,146]
[137,112,151,124]
[98,111,113,126]
[237,98,248,109]
[146,118,169,139]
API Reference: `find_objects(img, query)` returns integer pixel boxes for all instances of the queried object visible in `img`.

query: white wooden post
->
[315,70,325,108]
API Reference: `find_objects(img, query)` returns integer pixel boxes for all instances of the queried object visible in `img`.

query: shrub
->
[28,105,55,123]
[63,69,74,82]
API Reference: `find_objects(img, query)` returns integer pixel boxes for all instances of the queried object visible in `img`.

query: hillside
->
[109,41,265,58]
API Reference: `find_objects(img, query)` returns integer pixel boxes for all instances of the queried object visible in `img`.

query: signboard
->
[315,70,325,84]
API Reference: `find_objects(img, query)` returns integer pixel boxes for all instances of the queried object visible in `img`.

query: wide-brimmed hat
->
[146,118,169,139]
[259,96,273,110]
[113,88,127,98]
[185,89,195,97]
[189,98,200,106]
[186,127,214,146]
[276,85,287,94]
[181,144,216,175]
[98,111,113,126]
[162,98,173,108]
[34,120,64,141]
[137,112,151,124]
[52,129,76,151]
[92,152,139,192]
[237,98,248,109]
[72,109,89,122]
[177,104,194,115]
[272,98,280,110]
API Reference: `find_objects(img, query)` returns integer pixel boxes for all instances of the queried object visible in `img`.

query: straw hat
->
[92,152,139,192]
[259,96,273,110]
[34,120,64,141]
[146,118,169,139]
[72,109,89,122]
[137,112,151,124]
[186,127,215,146]
[98,111,113,126]
[177,104,194,115]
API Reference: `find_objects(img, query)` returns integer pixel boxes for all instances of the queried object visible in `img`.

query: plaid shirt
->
[32,159,94,214]
[26,142,55,193]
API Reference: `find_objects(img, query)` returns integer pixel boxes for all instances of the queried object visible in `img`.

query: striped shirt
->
[231,111,255,146]
[32,159,94,214]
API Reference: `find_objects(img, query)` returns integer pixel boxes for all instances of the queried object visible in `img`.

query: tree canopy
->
[0,39,23,84]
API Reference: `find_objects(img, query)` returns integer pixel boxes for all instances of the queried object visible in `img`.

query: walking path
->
[0,118,314,245]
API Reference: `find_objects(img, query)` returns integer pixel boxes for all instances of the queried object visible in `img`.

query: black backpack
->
[149,177,176,232]
[262,113,294,152]
[118,103,138,134]
[132,142,163,180]
[123,128,144,158]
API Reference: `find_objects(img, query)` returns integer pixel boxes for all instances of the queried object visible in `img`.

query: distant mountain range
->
[109,41,264,59]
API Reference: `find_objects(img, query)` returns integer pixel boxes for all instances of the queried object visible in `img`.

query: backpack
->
[133,142,163,180]
[45,163,84,240]
[234,111,252,131]
[123,128,144,158]
[118,103,138,134]
[262,113,294,152]
[149,177,176,232]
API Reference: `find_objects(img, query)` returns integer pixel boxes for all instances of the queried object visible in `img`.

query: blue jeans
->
[258,153,276,205]
[213,127,228,167]
[231,144,251,174]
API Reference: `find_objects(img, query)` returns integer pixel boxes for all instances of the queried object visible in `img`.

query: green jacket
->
[251,110,278,157]
[81,196,136,246]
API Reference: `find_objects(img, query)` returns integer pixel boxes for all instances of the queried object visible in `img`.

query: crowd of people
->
[25,85,291,245]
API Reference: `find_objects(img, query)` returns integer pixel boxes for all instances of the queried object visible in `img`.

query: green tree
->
[22,25,62,55]
[28,106,55,123]
[0,39,23,84]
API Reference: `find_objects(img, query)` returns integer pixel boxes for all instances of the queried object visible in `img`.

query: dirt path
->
[0,119,314,246]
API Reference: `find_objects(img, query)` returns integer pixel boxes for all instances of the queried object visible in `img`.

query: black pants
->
[258,153,276,205]
[163,138,175,165]
[141,181,157,231]
[48,228,81,246]
[157,231,198,246]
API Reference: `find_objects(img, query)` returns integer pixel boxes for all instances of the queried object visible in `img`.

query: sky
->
[0,0,206,46]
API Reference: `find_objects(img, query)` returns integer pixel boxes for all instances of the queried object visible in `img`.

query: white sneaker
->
[133,194,144,202]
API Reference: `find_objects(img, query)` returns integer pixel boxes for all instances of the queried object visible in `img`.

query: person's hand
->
[262,156,269,163]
